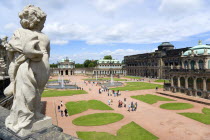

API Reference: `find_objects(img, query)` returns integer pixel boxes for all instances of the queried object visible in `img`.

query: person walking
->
[108,99,111,105]
[58,105,60,112]
[64,108,68,117]
[156,87,158,91]
[124,100,126,108]
[131,102,134,111]
[135,102,138,111]
[128,104,131,112]
[61,110,63,117]
[60,101,63,107]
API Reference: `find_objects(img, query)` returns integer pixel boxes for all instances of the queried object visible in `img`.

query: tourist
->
[58,105,60,112]
[118,100,120,107]
[60,101,63,107]
[120,100,123,107]
[111,99,113,105]
[135,102,138,111]
[108,99,111,105]
[156,87,158,91]
[64,108,68,117]
[118,90,121,96]
[61,110,63,117]
[131,102,134,111]
[124,100,126,108]
[99,88,101,94]
[128,104,131,112]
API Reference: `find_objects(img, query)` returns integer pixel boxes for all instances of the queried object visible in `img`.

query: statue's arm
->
[23,35,43,61]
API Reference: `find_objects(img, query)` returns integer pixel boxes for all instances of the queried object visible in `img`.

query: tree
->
[103,55,112,60]
[50,63,58,68]
[88,62,95,67]
[83,60,92,67]
[75,63,84,68]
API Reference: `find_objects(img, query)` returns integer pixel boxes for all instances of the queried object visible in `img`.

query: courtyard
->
[42,75,210,140]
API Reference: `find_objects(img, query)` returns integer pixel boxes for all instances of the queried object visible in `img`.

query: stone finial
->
[198,40,202,45]
[191,50,194,56]
[204,48,208,55]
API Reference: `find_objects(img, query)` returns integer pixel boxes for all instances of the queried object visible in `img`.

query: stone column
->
[204,58,208,69]
[178,77,180,87]
[195,60,199,69]
[181,61,184,69]
[185,77,188,89]
[171,76,174,86]
[188,61,191,69]
[203,78,207,91]
[193,77,197,90]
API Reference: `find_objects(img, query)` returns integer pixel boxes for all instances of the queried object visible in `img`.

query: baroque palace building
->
[124,41,210,99]
[93,59,126,76]
[124,42,189,79]
[169,41,210,99]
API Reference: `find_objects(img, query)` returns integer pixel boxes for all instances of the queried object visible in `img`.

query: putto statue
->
[4,5,52,137]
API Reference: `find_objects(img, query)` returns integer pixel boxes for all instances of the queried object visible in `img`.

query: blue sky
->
[1,0,210,63]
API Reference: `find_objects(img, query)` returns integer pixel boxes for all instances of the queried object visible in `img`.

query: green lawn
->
[73,113,124,126]
[110,82,163,91]
[131,94,175,104]
[42,90,87,97]
[77,121,158,140]
[154,79,169,83]
[65,100,113,116]
[160,103,194,110]
[124,76,141,79]
[179,107,210,124]
[83,78,127,81]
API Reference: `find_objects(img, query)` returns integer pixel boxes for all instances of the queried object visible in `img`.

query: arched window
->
[196,78,203,90]
[190,60,195,70]
[184,61,188,69]
[198,60,204,69]
[180,77,185,88]
[188,77,193,89]
[173,77,178,87]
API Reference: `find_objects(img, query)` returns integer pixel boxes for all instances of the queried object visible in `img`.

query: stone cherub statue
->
[4,5,52,137]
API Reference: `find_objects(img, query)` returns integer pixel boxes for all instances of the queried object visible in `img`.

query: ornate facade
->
[124,42,189,79]
[51,57,75,76]
[169,41,210,99]
[93,59,126,76]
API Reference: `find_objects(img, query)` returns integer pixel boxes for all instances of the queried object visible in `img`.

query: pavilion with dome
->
[169,40,210,99]
[51,57,75,76]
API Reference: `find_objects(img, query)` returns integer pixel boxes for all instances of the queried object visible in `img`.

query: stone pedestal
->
[13,116,52,137]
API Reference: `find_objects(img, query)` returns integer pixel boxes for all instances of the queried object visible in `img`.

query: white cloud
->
[2,0,210,57]
[91,0,144,13]
[51,39,68,45]
[158,0,204,15]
